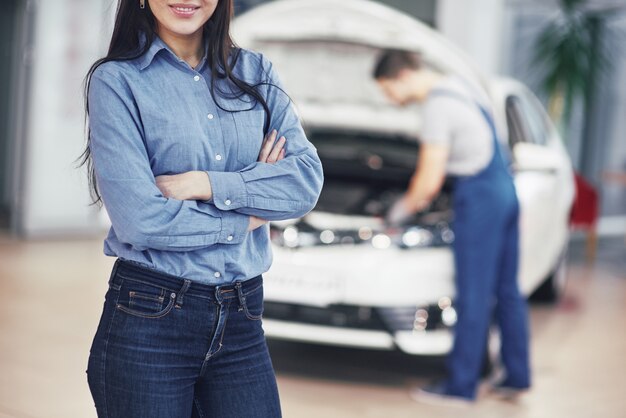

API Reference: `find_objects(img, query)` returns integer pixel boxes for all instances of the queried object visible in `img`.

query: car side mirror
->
[511,142,560,173]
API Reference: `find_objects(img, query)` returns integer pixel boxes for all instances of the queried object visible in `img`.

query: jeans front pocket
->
[233,109,266,166]
[115,277,176,319]
[129,290,164,312]
[242,284,264,321]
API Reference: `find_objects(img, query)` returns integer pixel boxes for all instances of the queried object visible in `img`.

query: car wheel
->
[530,248,568,303]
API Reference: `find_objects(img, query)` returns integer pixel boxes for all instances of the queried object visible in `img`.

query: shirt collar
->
[136,33,209,71]
[136,33,166,71]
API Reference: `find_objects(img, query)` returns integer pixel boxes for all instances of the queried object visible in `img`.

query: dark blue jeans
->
[87,259,281,417]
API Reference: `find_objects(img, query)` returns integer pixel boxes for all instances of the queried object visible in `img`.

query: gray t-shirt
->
[420,77,493,176]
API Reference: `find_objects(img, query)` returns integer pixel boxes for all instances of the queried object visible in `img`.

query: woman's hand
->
[247,216,268,231]
[155,171,212,201]
[155,132,285,226]
[245,131,285,232]
[155,130,287,201]
[156,172,267,233]
[258,129,286,163]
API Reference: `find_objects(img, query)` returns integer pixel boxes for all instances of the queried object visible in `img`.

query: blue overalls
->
[430,89,531,399]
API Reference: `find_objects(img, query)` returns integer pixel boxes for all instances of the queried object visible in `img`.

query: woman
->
[81,1,323,416]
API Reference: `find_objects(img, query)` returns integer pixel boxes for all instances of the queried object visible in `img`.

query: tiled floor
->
[0,234,624,417]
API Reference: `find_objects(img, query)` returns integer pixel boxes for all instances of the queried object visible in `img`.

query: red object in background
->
[570,172,599,261]
[570,173,599,227]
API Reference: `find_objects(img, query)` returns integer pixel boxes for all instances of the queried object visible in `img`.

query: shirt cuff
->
[200,171,214,204]
[206,171,248,210]
[218,211,249,245]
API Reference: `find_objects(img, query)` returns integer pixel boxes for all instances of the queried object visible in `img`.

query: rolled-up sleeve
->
[88,68,250,251]
[206,55,324,221]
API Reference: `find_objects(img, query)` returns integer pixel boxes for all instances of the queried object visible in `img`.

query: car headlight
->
[372,233,392,249]
[378,297,456,332]
[270,221,454,249]
[282,226,299,247]
[441,306,458,327]
[401,227,434,247]
[320,230,335,244]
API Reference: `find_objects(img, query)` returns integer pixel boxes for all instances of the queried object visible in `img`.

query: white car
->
[233,0,575,356]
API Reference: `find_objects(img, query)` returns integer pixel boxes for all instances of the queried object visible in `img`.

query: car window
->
[519,90,551,146]
[505,95,531,147]
[505,93,551,147]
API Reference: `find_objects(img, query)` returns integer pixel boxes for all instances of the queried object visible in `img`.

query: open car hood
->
[232,0,488,249]
[232,0,487,137]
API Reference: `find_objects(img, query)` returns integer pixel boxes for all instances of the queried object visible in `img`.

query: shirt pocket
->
[233,109,266,166]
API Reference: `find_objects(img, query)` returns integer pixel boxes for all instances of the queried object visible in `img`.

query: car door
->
[506,88,572,294]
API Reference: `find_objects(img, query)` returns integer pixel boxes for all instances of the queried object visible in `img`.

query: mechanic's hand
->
[155,171,212,201]
[248,216,268,231]
[386,195,416,226]
[258,129,286,163]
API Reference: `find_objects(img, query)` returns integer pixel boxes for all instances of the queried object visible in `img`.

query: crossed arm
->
[88,62,323,251]
[154,129,287,232]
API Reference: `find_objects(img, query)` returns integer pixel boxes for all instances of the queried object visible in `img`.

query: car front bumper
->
[263,318,454,355]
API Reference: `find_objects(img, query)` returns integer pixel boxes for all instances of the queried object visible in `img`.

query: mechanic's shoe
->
[410,382,474,408]
[490,382,529,401]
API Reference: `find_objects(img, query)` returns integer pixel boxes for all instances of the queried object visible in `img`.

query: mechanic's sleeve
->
[206,55,324,221]
[419,96,458,146]
[88,68,250,251]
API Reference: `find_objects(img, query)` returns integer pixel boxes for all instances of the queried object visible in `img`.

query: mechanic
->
[372,49,530,405]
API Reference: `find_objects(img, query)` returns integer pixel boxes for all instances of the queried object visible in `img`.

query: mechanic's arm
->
[205,56,324,221]
[387,143,449,225]
[405,143,449,212]
[88,69,254,251]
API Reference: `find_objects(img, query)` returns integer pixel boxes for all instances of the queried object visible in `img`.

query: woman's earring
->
[140,0,145,9]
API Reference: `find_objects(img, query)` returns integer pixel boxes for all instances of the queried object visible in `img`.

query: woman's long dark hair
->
[77,0,274,206]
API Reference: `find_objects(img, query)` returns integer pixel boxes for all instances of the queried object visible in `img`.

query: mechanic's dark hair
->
[373,49,422,80]
[77,0,278,206]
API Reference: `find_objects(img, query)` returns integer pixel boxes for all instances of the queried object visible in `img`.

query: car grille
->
[378,305,446,332]
[263,302,449,332]
[263,302,388,330]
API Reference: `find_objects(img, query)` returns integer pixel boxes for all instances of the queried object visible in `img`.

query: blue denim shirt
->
[88,36,323,284]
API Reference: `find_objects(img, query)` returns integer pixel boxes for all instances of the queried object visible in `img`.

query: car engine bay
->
[270,129,456,249]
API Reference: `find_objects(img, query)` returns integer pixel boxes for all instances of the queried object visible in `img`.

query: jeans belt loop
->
[214,286,224,304]
[175,279,192,307]
[235,281,245,312]
[108,258,122,287]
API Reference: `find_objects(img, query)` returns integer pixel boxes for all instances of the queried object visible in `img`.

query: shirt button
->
[207,113,214,120]
[193,75,200,81]
[214,272,221,278]
[224,199,231,206]
[227,235,233,241]
[215,154,222,161]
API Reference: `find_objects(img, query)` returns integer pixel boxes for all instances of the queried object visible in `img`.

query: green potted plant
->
[533,0,608,135]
